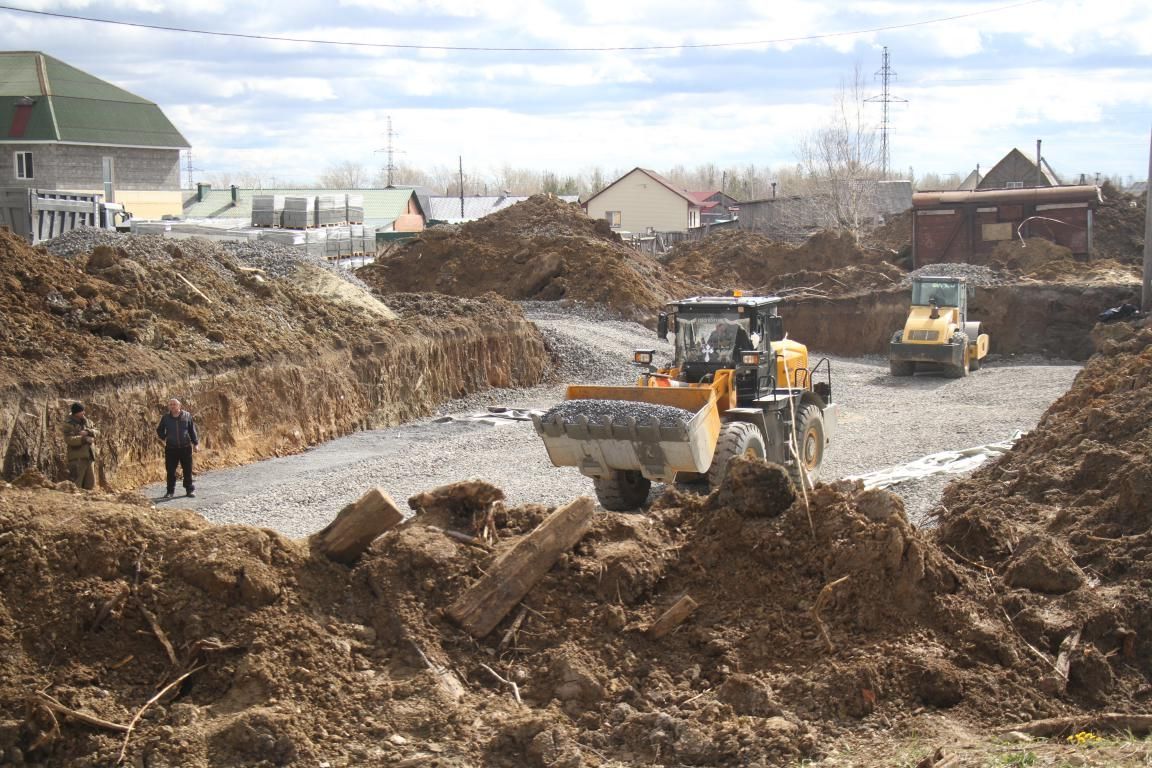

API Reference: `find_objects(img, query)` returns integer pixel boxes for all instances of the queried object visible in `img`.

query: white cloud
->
[1,0,1149,182]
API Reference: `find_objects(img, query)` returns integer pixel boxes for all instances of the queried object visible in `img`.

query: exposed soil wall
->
[785,282,1141,360]
[0,228,552,489]
[1,317,549,490]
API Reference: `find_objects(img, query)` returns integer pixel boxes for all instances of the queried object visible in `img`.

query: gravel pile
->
[147,303,1081,537]
[906,263,1013,286]
[541,399,694,428]
[221,240,371,289]
[43,229,370,289]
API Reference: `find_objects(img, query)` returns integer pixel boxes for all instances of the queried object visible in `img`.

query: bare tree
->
[795,66,886,240]
[319,161,369,189]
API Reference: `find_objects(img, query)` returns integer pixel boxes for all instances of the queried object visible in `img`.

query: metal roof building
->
[427,194,580,223]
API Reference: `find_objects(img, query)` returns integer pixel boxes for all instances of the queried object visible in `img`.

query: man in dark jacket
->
[61,402,99,490]
[156,398,199,499]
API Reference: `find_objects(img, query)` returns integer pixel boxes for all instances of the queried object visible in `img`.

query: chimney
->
[230,185,239,204]
[9,96,35,138]
[1036,139,1043,187]
[196,182,212,202]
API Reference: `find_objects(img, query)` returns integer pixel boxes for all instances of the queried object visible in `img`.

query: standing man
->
[156,398,199,499]
[61,402,99,490]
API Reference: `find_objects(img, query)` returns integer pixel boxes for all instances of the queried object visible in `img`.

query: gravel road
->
[143,304,1081,537]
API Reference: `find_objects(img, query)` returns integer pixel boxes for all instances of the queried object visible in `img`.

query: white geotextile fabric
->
[845,431,1023,490]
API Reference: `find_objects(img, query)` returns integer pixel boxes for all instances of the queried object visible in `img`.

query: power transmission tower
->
[183,149,202,189]
[375,116,402,188]
[865,46,907,178]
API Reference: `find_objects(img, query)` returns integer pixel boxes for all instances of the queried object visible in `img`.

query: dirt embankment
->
[661,229,904,297]
[1,318,1149,766]
[0,231,551,488]
[358,195,704,324]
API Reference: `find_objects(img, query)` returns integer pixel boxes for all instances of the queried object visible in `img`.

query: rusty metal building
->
[911,185,1101,267]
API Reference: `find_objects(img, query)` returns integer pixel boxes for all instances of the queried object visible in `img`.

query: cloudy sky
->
[2,0,1150,188]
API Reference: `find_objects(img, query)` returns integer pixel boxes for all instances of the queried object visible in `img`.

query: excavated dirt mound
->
[357,195,703,324]
[936,318,1152,708]
[0,230,390,388]
[661,229,907,299]
[986,238,1143,285]
[0,229,551,489]
[1093,182,1146,264]
[6,428,1147,767]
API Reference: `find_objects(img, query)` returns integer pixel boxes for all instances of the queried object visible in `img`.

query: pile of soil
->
[7,311,1151,768]
[934,319,1152,714]
[0,230,394,389]
[1093,182,1146,264]
[0,229,550,489]
[988,238,1142,285]
[358,195,703,324]
[661,230,905,298]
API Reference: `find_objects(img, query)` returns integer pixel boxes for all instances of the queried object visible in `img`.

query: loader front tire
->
[708,422,766,491]
[789,404,825,490]
[593,470,651,511]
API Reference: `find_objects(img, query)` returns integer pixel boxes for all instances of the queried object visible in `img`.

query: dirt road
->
[144,305,1081,537]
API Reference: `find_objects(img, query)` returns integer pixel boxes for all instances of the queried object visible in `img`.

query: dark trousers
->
[165,445,194,493]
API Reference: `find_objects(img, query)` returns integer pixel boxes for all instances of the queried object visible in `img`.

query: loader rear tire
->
[708,422,766,491]
[593,470,651,511]
[789,404,825,490]
[969,350,982,371]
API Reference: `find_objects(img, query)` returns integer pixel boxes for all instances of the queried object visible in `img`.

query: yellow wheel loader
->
[532,293,839,511]
[889,275,989,378]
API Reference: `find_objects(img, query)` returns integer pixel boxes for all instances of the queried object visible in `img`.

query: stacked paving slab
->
[252,195,285,228]
[282,196,316,229]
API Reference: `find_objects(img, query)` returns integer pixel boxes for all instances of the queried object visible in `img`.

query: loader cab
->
[661,295,783,387]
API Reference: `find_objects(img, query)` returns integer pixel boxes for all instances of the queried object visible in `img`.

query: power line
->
[0,1,1045,53]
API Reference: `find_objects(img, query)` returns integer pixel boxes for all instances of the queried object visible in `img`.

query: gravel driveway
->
[144,304,1081,537]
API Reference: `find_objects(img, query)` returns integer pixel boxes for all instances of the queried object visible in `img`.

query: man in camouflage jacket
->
[61,402,99,490]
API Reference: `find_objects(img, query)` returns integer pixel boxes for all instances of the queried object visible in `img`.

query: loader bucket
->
[531,385,721,483]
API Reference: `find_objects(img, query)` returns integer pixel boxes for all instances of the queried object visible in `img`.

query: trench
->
[0,315,551,489]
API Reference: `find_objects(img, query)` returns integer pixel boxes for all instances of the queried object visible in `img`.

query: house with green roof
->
[0,51,189,220]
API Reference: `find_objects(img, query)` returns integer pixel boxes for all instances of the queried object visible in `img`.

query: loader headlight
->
[741,351,763,366]
[633,349,655,365]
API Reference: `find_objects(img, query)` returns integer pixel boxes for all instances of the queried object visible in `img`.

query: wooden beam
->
[446,497,595,638]
[309,487,404,564]
[646,595,698,639]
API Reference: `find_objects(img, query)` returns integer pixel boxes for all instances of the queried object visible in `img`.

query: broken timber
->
[447,497,595,638]
[309,487,404,564]
[646,595,698,639]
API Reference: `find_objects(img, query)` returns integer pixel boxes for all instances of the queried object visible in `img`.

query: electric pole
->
[865,46,907,178]
[1143,125,1151,311]
[375,116,401,188]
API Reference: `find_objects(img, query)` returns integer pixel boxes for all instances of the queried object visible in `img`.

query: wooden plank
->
[646,595,698,639]
[308,487,404,564]
[1004,713,1152,738]
[446,497,595,638]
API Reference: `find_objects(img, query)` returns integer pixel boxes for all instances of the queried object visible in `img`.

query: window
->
[15,151,33,180]
[604,210,621,228]
[1005,181,1024,189]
